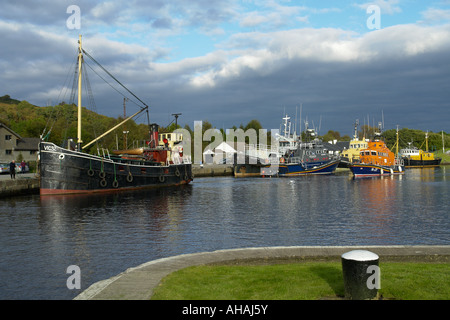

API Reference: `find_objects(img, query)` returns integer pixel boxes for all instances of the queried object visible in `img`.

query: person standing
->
[21,160,26,174]
[9,160,16,179]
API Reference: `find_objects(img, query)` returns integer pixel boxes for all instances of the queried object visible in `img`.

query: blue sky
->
[92,1,438,62]
[1,0,449,137]
[110,0,438,61]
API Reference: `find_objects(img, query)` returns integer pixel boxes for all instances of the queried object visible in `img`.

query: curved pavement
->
[74,245,450,300]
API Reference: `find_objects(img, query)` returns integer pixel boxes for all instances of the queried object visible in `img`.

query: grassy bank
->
[435,150,450,164]
[151,261,450,300]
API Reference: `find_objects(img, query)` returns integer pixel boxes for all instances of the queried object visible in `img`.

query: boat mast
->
[77,35,83,151]
[123,97,129,149]
[396,125,399,156]
[443,131,445,153]
[353,119,359,140]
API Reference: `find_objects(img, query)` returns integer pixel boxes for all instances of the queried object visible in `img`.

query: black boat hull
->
[402,157,442,167]
[39,142,193,195]
[234,163,270,177]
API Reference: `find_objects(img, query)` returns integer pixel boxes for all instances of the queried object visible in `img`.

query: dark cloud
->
[138,32,450,135]
[151,17,173,29]
[1,2,449,139]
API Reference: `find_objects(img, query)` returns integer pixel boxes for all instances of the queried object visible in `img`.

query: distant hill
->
[0,95,21,105]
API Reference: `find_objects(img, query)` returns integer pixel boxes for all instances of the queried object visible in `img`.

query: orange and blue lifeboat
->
[349,140,404,177]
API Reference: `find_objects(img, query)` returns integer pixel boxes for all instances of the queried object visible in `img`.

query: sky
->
[1,0,450,137]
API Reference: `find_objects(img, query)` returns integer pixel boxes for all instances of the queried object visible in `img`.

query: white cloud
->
[355,0,402,15]
[187,24,450,89]
[420,8,450,24]
[91,1,123,19]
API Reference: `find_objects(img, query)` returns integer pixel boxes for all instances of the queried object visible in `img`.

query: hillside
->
[0,95,149,153]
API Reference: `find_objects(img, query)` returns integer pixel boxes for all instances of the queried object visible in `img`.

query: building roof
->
[324,141,349,152]
[0,122,40,151]
[15,137,40,151]
[215,141,237,153]
[0,123,23,139]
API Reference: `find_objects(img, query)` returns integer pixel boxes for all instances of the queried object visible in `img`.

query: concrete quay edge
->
[0,174,39,197]
[74,245,450,300]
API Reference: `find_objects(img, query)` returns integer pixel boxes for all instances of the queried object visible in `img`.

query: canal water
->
[0,167,449,299]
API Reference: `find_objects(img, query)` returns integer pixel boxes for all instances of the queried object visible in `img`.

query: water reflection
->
[0,168,448,299]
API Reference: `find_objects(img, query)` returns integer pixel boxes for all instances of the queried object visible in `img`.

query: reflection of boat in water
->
[349,126,404,177]
[399,132,442,167]
[39,36,192,195]
[339,120,368,168]
[278,121,340,176]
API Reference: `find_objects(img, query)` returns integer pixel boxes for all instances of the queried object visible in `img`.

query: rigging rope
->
[42,46,151,145]
[83,60,141,110]
[41,50,79,141]
[82,49,149,110]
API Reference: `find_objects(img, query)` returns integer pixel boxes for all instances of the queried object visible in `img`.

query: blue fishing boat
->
[278,158,340,175]
[277,121,340,176]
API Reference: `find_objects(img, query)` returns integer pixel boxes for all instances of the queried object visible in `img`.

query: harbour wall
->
[0,174,40,198]
[192,164,234,177]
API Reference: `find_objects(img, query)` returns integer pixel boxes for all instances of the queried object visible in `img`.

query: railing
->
[97,148,111,160]
[395,157,404,166]
[245,144,279,159]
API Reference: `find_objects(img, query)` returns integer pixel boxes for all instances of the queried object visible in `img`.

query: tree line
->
[1,95,448,153]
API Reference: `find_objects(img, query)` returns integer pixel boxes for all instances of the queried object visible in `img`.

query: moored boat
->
[339,120,368,168]
[233,113,296,178]
[399,132,442,167]
[39,35,192,195]
[278,121,340,176]
[349,126,404,177]
[278,158,340,176]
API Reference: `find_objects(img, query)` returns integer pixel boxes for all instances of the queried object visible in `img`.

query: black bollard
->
[341,250,380,300]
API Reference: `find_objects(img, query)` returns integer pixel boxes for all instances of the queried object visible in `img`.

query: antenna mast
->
[172,113,182,129]
[77,34,83,151]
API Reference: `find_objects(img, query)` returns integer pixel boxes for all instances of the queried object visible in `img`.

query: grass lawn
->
[151,261,450,300]
[434,151,450,164]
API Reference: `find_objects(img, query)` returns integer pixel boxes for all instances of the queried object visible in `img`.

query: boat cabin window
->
[371,151,377,156]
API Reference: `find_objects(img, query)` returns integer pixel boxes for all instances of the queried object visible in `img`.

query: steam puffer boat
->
[349,128,404,177]
[39,36,192,195]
